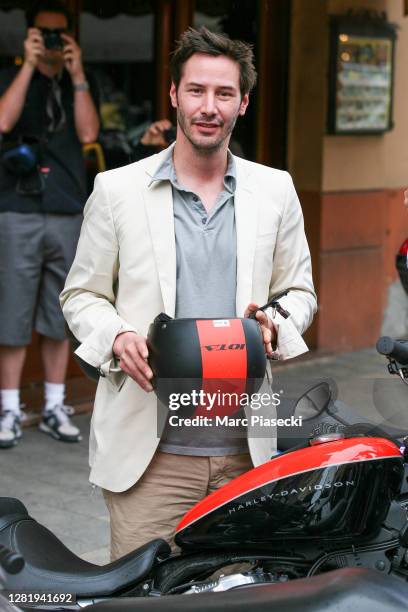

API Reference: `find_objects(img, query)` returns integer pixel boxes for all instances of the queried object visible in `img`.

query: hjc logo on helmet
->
[203,344,246,351]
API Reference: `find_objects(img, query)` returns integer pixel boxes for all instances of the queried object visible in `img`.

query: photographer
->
[0,0,99,448]
[131,118,176,161]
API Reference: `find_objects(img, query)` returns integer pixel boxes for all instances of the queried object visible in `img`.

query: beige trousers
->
[103,451,253,560]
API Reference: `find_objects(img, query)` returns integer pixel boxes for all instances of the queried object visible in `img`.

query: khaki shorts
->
[103,451,253,560]
[0,211,82,345]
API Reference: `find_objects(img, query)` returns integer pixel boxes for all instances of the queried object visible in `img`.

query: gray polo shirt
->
[149,148,248,456]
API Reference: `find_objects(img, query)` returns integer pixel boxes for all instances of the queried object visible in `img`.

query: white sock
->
[44,382,65,413]
[0,389,20,415]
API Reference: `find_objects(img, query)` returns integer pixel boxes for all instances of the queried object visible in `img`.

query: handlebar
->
[376,337,408,366]
[0,545,24,575]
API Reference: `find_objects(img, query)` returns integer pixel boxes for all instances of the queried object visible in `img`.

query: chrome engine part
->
[184,570,285,594]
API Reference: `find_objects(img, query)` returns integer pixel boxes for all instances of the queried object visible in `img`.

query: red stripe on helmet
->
[194,319,247,417]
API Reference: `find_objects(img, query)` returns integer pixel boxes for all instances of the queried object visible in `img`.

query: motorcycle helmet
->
[147,313,267,410]
[396,238,408,295]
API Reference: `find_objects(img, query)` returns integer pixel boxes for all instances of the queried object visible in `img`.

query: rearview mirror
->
[293,382,332,420]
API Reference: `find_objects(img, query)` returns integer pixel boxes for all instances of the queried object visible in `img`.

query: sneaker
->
[0,411,22,449]
[39,404,82,442]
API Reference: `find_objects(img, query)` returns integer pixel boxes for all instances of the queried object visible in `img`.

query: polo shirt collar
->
[148,147,237,194]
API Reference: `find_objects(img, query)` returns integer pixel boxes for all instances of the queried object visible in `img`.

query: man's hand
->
[112,332,154,392]
[24,28,45,68]
[404,189,408,210]
[61,33,84,82]
[140,119,173,147]
[244,303,277,357]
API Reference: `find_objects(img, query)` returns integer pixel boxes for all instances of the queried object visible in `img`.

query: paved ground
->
[273,346,408,428]
[1,346,407,566]
[0,413,110,565]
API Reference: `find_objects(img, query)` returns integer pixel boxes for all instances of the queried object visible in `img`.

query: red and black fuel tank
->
[175,438,404,550]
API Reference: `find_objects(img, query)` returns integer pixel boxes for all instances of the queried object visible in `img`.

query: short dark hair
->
[170,27,257,97]
[26,0,73,30]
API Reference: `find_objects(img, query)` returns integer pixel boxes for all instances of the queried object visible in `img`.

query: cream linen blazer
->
[60,147,317,492]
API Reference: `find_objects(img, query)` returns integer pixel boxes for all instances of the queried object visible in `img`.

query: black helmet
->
[396,238,408,295]
[147,313,266,408]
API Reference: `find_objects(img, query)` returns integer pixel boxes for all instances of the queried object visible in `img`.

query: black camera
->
[164,126,177,144]
[0,136,40,175]
[0,136,45,195]
[41,28,65,50]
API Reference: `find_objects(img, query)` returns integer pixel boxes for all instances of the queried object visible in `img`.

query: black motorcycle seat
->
[0,497,27,518]
[0,498,170,597]
[76,567,408,612]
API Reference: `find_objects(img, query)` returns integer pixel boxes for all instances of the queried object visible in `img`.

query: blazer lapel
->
[143,150,177,317]
[234,158,258,316]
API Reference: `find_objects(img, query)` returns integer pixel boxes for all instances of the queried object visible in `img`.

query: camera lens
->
[41,29,63,50]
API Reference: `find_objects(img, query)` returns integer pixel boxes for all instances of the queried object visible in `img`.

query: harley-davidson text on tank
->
[227,479,356,514]
[175,438,404,550]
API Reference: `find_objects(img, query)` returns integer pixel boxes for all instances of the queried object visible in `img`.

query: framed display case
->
[328,12,397,135]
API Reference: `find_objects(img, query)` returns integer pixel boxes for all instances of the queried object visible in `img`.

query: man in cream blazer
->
[60,27,317,559]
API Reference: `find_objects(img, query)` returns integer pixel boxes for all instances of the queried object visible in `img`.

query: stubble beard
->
[176,107,239,155]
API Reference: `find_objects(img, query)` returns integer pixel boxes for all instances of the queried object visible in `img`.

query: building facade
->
[0,0,407,384]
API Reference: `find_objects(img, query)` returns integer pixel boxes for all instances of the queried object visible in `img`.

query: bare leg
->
[0,346,26,446]
[39,337,70,384]
[38,336,80,441]
[0,345,27,389]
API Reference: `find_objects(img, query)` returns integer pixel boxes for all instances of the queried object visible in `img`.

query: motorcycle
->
[1,339,408,611]
[1,546,408,612]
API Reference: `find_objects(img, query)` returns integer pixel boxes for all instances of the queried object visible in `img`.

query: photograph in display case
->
[328,14,397,134]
